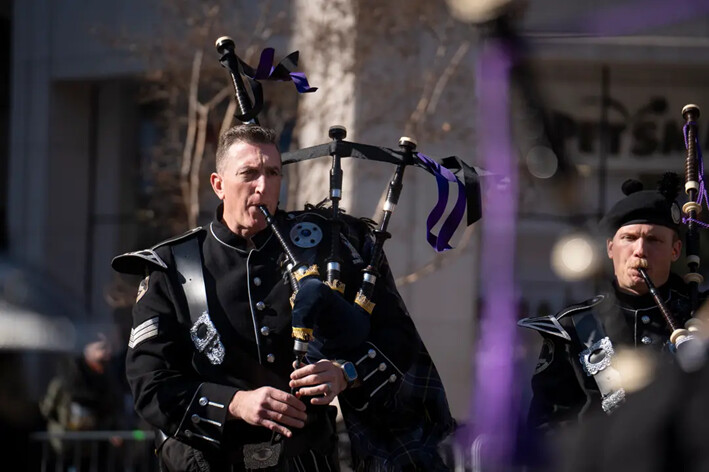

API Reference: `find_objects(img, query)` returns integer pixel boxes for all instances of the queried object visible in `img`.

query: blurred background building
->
[1,0,709,468]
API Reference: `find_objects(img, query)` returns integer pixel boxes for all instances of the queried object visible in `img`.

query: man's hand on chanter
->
[289,359,347,405]
[228,387,307,438]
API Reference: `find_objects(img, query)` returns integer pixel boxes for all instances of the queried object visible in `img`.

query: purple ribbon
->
[416,152,467,252]
[683,121,708,211]
[463,38,518,469]
[251,48,318,93]
[288,72,315,94]
[253,48,275,79]
[682,217,709,229]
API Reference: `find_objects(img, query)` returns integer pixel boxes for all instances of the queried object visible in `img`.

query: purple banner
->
[462,38,519,469]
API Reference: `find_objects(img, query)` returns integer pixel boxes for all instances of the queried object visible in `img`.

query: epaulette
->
[111,227,204,275]
[517,295,606,341]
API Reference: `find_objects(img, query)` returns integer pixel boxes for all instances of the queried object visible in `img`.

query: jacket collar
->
[611,274,680,310]
[210,203,274,252]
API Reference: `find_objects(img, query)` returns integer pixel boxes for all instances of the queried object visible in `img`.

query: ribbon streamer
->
[283,142,484,251]
[218,45,317,123]
[416,153,467,252]
[247,48,318,93]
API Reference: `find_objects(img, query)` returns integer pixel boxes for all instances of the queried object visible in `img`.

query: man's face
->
[210,141,282,238]
[606,223,681,295]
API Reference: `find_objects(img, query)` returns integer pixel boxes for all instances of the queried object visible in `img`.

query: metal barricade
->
[29,430,158,472]
[31,428,479,471]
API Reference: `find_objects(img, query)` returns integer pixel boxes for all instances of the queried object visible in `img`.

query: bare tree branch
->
[181,49,203,218]
[395,224,476,286]
[205,85,232,109]
[220,98,237,137]
[189,104,209,227]
[427,41,470,115]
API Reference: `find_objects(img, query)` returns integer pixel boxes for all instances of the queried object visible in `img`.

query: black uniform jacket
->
[113,206,424,462]
[520,273,695,431]
[559,346,709,472]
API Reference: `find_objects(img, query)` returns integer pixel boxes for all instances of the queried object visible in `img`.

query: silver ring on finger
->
[324,382,332,395]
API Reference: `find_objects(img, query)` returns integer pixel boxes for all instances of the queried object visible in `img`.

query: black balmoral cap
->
[600,174,682,237]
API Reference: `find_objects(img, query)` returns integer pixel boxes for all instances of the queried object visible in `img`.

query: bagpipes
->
[638,104,707,370]
[681,104,704,312]
[215,36,483,366]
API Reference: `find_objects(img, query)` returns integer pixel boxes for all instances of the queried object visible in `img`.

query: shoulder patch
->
[534,338,555,374]
[128,317,159,349]
[136,276,150,302]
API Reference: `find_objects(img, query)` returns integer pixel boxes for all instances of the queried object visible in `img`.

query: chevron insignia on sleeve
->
[129,317,159,348]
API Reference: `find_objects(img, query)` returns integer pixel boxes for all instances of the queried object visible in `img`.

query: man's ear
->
[210,172,224,200]
[672,238,682,262]
[606,238,614,260]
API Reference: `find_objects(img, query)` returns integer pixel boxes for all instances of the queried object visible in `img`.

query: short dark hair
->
[215,124,280,173]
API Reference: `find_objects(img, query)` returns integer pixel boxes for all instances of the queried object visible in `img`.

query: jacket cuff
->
[174,382,238,448]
